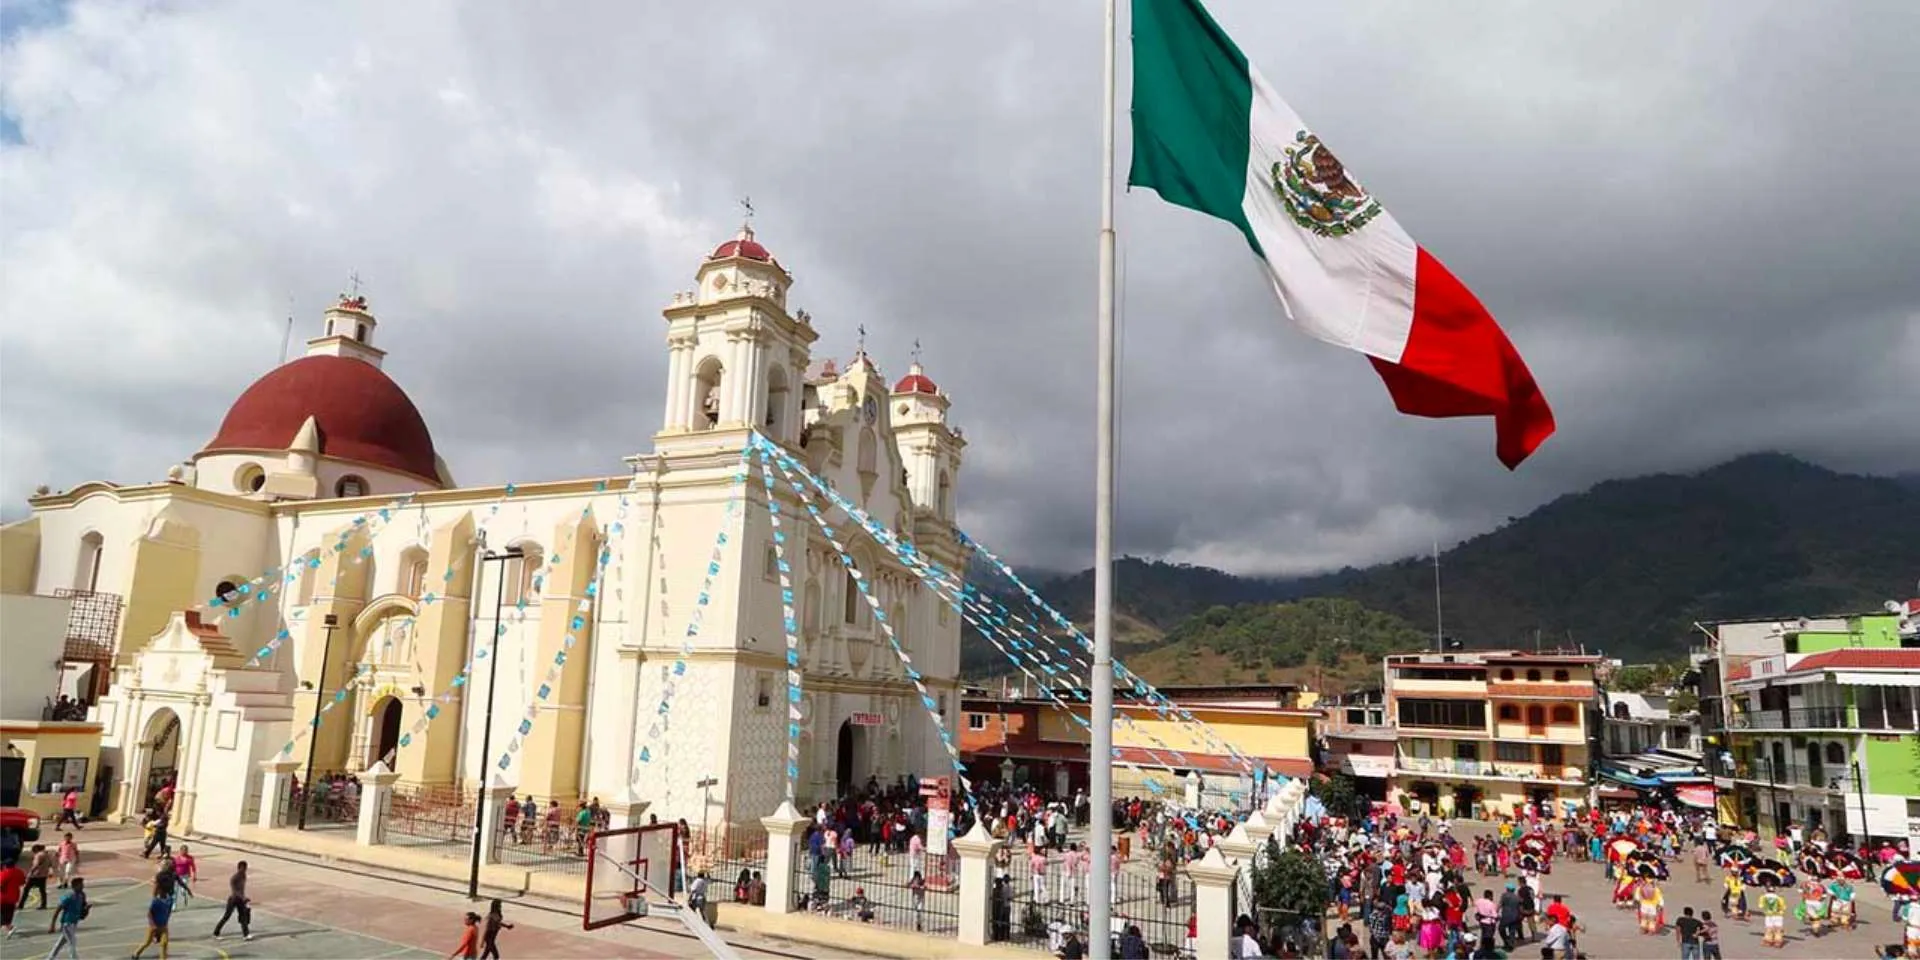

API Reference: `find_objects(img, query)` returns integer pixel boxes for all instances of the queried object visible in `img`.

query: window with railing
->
[1397,698,1486,730]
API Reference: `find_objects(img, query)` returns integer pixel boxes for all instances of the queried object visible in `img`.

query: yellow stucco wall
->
[1035,706,1312,761]
[0,723,103,818]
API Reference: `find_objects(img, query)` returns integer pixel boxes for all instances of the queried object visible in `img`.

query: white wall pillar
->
[1187,847,1238,960]
[951,820,1000,946]
[606,795,651,832]
[257,758,300,829]
[356,762,399,846]
[760,801,809,915]
[663,343,687,432]
[476,782,514,865]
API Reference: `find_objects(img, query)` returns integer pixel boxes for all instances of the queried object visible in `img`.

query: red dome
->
[710,236,775,263]
[893,373,939,395]
[201,355,440,483]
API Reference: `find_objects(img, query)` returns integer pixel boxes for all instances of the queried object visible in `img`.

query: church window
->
[937,472,951,518]
[504,542,544,608]
[804,580,822,638]
[399,547,429,600]
[764,545,779,581]
[843,568,860,625]
[214,580,241,604]
[75,531,104,592]
[295,557,317,605]
[354,323,367,342]
[694,357,724,430]
[336,475,368,498]
[765,365,790,440]
[755,672,773,710]
[234,462,266,493]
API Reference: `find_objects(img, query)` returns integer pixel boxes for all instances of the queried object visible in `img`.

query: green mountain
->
[960,453,1918,676]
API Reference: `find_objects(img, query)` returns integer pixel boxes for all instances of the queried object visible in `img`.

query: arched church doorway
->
[368,697,403,770]
[835,719,869,799]
[141,708,183,812]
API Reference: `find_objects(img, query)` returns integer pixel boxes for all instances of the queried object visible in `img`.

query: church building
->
[0,225,968,837]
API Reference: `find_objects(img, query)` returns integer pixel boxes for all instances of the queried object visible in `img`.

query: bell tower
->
[890,349,964,522]
[655,220,818,453]
[306,291,385,368]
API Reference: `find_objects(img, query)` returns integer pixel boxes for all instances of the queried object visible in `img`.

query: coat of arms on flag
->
[1272,131,1382,237]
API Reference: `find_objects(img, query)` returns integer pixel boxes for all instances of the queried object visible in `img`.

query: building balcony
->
[1395,755,1584,784]
[1730,706,1917,732]
[1725,762,1857,792]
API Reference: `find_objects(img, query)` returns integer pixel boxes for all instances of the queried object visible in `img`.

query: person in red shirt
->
[1545,893,1573,930]
[0,857,27,937]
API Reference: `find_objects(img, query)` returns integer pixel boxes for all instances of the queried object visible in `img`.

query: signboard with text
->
[850,712,883,727]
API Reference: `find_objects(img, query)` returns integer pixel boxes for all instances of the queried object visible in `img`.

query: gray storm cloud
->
[2,0,1915,576]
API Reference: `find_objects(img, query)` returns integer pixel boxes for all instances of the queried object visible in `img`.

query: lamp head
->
[323,613,340,628]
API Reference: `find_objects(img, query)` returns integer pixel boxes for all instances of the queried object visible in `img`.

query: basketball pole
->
[469,540,521,900]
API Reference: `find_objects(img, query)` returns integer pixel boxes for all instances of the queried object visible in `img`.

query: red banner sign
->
[850,711,883,727]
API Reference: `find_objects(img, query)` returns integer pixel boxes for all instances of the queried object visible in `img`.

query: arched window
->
[1498,668,1514,681]
[1552,669,1569,683]
[1550,705,1575,724]
[1612,702,1631,720]
[1525,705,1545,730]
[1823,742,1844,764]
[336,475,368,498]
[843,568,860,625]
[764,365,790,439]
[234,462,266,493]
[399,547,429,600]
[764,545,779,581]
[355,322,368,342]
[1497,704,1519,722]
[295,554,318,605]
[1525,668,1541,682]
[75,531,105,592]
[214,579,241,604]
[694,357,724,430]
[504,542,544,608]
[937,471,951,519]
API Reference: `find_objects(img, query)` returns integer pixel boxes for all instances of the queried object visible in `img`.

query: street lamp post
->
[297,613,341,830]
[467,541,522,900]
[1851,758,1870,845]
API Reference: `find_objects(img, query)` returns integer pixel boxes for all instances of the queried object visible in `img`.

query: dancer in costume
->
[1756,883,1788,949]
[1798,875,1829,937]
[1826,875,1854,931]
[1635,876,1664,935]
[1722,868,1747,921]
[1613,872,1637,909]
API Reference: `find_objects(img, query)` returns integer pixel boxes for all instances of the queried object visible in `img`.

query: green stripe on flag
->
[1128,0,1261,255]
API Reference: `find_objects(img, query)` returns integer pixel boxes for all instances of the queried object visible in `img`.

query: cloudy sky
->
[3,0,1915,576]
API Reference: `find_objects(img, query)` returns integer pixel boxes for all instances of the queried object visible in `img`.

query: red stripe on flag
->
[1367,248,1556,469]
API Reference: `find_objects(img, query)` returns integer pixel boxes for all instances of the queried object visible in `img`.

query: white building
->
[1601,691,1700,757]
[0,225,967,837]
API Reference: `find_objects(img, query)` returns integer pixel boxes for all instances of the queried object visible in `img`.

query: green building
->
[1719,611,1918,844]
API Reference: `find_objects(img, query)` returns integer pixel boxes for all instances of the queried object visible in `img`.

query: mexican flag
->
[1128,0,1556,468]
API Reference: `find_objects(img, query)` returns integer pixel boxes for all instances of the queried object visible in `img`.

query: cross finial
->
[739,195,754,225]
[348,271,363,297]
[856,324,867,354]
[911,339,922,366]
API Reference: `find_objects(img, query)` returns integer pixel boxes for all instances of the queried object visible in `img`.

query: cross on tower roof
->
[348,271,363,297]
[856,324,867,354]
[911,339,923,365]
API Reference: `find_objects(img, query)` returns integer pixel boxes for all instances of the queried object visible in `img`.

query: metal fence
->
[688,825,769,903]
[998,849,1194,957]
[791,827,959,938]
[295,772,361,830]
[384,783,473,854]
[492,797,601,873]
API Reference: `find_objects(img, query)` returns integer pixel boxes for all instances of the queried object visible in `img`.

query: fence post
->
[477,782,514,865]
[606,795,651,831]
[950,819,1000,946]
[1241,810,1275,848]
[1187,847,1238,960]
[257,758,300,829]
[1215,822,1260,869]
[759,801,810,915]
[356,761,399,846]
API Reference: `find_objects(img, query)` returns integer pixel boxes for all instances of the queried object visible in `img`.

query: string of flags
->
[750,442,807,803]
[631,456,750,784]
[753,439,1186,795]
[753,438,976,810]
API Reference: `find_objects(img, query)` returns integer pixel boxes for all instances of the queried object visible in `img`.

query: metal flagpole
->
[1088,0,1119,955]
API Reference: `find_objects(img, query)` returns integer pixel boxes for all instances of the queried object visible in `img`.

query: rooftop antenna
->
[277,293,295,366]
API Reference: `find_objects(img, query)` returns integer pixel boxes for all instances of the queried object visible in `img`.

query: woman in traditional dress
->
[1635,876,1664,935]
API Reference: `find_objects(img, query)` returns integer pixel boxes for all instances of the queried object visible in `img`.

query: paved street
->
[1429,821,1901,960]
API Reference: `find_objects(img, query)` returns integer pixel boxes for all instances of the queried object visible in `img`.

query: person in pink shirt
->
[1028,844,1048,903]
[170,845,198,904]
[55,788,83,830]
[56,833,79,890]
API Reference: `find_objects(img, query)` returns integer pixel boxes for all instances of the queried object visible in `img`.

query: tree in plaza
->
[1309,773,1360,820]
[1251,837,1329,941]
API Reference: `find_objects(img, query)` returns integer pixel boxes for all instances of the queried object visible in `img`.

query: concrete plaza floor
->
[0,825,867,960]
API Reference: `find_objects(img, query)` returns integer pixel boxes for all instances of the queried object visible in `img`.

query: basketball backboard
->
[583,823,677,931]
